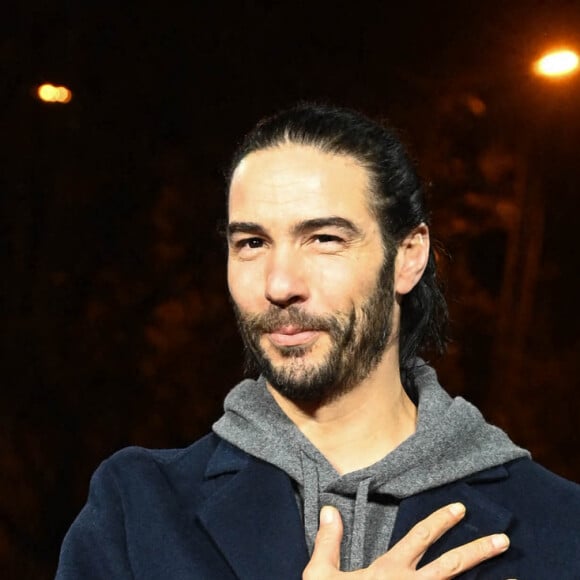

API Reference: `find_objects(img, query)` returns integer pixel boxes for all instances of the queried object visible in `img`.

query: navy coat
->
[57,433,580,579]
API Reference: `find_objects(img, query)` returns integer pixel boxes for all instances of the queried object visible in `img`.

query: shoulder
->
[102,432,222,472]
[474,457,580,570]
[483,457,580,512]
[501,459,580,571]
[57,435,258,578]
[93,432,240,496]
[490,457,580,530]
[61,433,249,555]
[506,456,580,489]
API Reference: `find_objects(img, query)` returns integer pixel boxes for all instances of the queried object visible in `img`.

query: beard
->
[232,258,396,404]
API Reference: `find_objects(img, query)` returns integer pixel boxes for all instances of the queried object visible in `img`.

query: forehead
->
[228,143,374,225]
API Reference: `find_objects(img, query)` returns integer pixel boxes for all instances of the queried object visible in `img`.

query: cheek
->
[227,261,263,310]
[309,259,381,309]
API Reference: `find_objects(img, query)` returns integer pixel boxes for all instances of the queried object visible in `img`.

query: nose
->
[265,248,309,308]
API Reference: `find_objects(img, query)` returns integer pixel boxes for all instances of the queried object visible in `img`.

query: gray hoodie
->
[213,362,529,571]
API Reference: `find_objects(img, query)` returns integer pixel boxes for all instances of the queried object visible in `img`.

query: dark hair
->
[228,103,448,370]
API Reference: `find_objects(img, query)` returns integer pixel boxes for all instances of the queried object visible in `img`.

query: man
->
[57,104,580,579]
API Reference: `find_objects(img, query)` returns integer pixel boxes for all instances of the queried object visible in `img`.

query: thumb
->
[310,506,343,569]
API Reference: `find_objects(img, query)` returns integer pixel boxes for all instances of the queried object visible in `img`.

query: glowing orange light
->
[534,49,579,78]
[37,83,73,103]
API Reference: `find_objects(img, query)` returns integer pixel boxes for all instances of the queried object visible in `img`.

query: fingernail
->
[492,533,510,551]
[320,506,335,525]
[449,502,466,516]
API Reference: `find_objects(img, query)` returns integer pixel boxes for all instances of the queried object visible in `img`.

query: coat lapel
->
[390,468,515,573]
[197,440,309,580]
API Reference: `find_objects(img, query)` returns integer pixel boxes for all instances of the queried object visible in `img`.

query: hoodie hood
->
[213,361,529,570]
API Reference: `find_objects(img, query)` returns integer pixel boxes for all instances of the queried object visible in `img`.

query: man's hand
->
[302,503,510,579]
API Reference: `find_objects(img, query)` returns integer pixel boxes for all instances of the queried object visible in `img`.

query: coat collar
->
[197,440,519,578]
[197,440,309,580]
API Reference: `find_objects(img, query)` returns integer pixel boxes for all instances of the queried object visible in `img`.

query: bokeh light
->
[534,49,579,78]
[37,83,73,103]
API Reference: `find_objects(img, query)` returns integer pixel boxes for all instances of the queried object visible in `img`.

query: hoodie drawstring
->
[349,477,371,569]
[301,450,320,554]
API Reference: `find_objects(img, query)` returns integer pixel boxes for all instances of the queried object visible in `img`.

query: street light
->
[533,49,579,78]
[494,47,578,412]
[37,83,73,104]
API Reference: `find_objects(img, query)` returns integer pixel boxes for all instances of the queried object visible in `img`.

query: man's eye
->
[314,234,342,244]
[237,237,264,249]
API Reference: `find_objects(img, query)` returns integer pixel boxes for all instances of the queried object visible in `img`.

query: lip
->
[266,327,319,347]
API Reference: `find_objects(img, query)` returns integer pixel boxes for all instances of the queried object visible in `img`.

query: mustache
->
[235,305,338,334]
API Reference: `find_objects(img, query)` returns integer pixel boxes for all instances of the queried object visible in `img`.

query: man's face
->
[227,143,396,402]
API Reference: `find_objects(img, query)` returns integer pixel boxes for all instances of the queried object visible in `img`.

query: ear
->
[394,224,430,295]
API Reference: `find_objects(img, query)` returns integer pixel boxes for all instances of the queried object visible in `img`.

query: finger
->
[307,506,343,570]
[417,533,510,579]
[383,503,467,567]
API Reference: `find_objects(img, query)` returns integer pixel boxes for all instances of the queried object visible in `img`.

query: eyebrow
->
[227,222,268,240]
[291,217,362,238]
[227,216,362,240]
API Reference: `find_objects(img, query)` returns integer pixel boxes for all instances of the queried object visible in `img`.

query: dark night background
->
[2,1,579,577]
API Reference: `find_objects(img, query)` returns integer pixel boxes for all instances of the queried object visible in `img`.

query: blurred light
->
[465,94,486,116]
[534,49,579,77]
[37,83,73,103]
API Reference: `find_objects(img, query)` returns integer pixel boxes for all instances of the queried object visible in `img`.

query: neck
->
[267,349,417,475]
